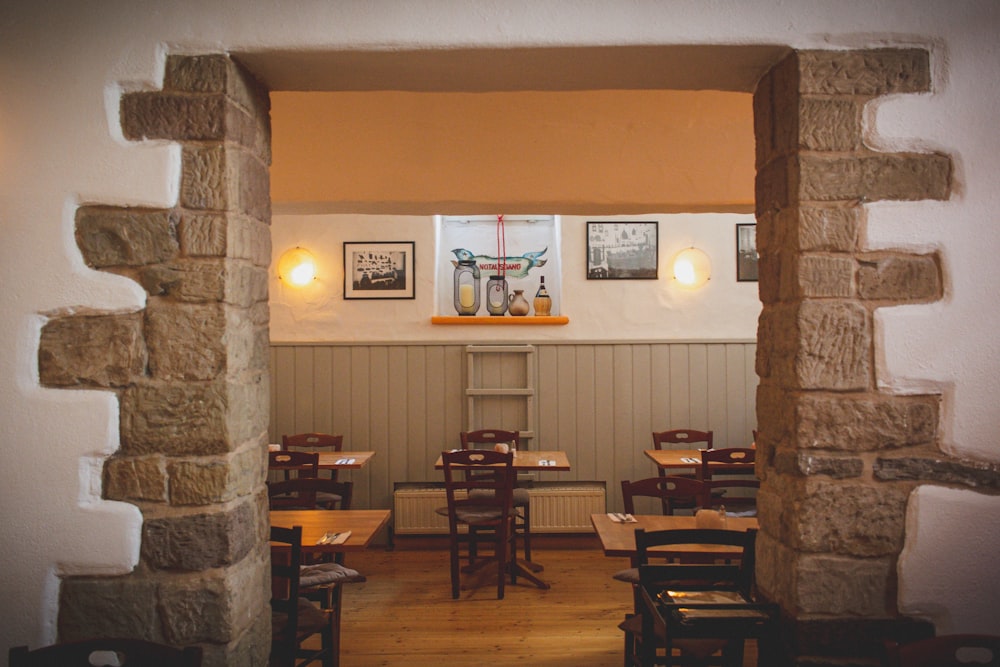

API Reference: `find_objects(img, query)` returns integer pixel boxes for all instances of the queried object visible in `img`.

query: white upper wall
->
[2,0,998,649]
[269,213,761,342]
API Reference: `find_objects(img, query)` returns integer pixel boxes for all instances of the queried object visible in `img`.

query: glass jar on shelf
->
[453,260,480,315]
[486,275,509,316]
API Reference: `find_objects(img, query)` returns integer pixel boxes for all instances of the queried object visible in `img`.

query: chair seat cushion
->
[454,506,503,523]
[469,487,530,506]
[612,567,640,584]
[299,562,366,588]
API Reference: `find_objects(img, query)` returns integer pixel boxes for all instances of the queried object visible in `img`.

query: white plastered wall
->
[1,0,998,650]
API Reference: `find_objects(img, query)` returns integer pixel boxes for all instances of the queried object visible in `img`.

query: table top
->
[270,509,391,553]
[315,451,376,469]
[590,513,759,559]
[644,448,756,471]
[643,449,708,469]
[433,450,571,471]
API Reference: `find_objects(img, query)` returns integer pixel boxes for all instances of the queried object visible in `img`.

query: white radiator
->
[393,483,606,535]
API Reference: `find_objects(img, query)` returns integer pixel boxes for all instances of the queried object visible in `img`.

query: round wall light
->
[278,247,317,287]
[673,247,711,288]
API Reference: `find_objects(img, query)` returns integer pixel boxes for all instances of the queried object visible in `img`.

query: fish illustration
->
[450,248,547,279]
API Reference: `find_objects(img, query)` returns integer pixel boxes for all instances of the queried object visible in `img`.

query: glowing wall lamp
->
[278,247,317,287]
[672,247,711,288]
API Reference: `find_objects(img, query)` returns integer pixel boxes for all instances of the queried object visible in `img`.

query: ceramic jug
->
[508,290,530,316]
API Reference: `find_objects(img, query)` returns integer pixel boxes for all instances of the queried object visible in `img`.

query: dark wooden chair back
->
[441,448,516,599]
[283,432,344,451]
[460,429,521,451]
[700,447,755,480]
[621,477,710,516]
[884,634,1000,667]
[282,433,343,481]
[268,478,353,511]
[269,450,320,479]
[9,638,202,666]
[652,429,713,451]
[650,430,713,514]
[635,527,756,597]
[701,478,760,513]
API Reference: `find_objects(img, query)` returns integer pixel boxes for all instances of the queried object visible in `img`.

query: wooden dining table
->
[433,449,570,471]
[591,513,759,564]
[644,447,756,476]
[270,509,391,555]
[315,451,376,471]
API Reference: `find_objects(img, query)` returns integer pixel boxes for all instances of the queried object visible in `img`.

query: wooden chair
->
[630,528,778,667]
[700,478,759,516]
[460,429,534,562]
[699,447,755,480]
[270,525,337,667]
[441,448,517,599]
[613,477,714,592]
[269,450,347,510]
[268,478,353,512]
[9,639,202,666]
[651,430,713,514]
[269,450,320,479]
[883,634,1000,667]
[282,433,344,482]
[622,477,711,518]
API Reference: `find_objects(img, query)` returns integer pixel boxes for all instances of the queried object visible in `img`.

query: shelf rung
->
[466,388,534,396]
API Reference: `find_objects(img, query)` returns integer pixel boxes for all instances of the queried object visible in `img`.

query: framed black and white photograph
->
[736,223,759,282]
[586,221,658,279]
[344,241,415,299]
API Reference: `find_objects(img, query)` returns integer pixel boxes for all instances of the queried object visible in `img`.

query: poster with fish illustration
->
[437,215,560,317]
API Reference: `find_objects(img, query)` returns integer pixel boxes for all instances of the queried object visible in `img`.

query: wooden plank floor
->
[331,537,758,666]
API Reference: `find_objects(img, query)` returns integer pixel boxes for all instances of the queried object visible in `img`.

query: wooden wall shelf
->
[431,316,569,326]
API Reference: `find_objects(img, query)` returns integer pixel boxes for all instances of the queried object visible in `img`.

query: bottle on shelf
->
[533,275,552,316]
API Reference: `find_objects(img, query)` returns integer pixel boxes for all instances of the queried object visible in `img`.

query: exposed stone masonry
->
[37,55,272,665]
[753,49,970,665]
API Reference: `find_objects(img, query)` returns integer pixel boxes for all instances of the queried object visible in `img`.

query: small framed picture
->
[344,241,416,299]
[586,221,659,279]
[736,224,759,282]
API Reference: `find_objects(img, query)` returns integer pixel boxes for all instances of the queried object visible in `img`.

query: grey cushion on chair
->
[469,487,529,507]
[612,567,640,584]
[470,487,529,505]
[299,563,366,588]
[454,506,504,523]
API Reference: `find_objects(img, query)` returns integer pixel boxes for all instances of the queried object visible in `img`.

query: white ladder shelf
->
[465,344,536,444]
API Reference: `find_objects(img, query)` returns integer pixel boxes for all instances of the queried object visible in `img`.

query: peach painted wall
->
[270,90,755,214]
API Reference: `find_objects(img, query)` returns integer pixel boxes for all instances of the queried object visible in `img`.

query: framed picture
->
[343,241,416,299]
[586,221,658,279]
[736,223,759,282]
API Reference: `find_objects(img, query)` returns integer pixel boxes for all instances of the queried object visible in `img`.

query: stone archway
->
[752,49,953,663]
[39,55,273,665]
[37,49,978,666]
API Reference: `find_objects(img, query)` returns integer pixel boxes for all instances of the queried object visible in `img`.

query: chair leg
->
[520,503,532,562]
[320,615,335,667]
[720,639,745,667]
[496,528,506,600]
[329,584,343,667]
[449,535,461,599]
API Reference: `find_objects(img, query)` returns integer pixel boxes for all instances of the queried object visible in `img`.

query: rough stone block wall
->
[38,55,272,666]
[751,48,993,666]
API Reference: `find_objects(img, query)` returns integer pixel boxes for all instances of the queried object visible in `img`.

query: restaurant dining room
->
[5,3,1000,667]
